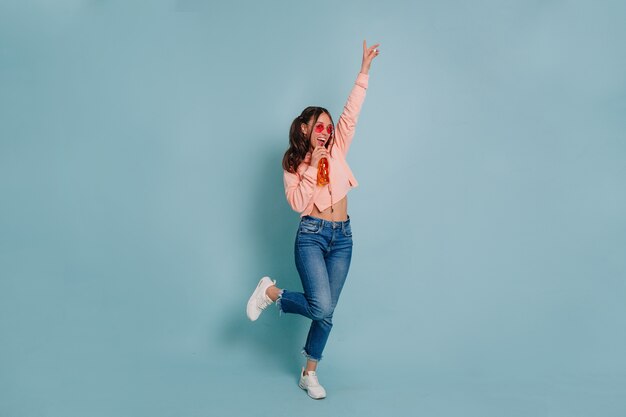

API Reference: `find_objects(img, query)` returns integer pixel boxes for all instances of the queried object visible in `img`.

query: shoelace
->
[304,372,321,387]
[257,294,272,311]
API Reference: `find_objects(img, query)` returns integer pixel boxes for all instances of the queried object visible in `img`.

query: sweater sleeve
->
[284,165,318,212]
[333,73,369,155]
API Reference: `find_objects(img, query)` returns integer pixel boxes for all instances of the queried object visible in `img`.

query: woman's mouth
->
[317,138,326,146]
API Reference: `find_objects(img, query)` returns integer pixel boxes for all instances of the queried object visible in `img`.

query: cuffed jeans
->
[277,215,353,362]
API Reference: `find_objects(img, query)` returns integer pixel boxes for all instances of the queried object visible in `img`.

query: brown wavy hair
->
[282,106,335,173]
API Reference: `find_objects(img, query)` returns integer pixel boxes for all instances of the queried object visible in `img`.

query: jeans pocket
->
[342,223,352,237]
[299,220,321,234]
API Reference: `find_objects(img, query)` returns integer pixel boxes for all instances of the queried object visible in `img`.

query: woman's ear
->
[301,123,308,135]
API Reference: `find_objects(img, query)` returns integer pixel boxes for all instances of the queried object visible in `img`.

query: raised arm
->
[360,40,380,76]
[333,41,380,155]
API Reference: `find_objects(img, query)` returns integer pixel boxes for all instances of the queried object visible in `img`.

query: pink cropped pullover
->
[283,73,369,216]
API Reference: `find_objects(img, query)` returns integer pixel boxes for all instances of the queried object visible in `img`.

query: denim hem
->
[301,348,322,362]
[276,289,285,317]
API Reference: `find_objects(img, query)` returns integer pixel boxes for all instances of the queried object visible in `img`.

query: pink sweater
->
[283,73,369,216]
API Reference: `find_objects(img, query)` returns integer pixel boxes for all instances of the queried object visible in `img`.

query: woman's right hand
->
[309,146,329,168]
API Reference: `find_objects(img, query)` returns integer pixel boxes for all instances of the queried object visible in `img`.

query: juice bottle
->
[317,157,329,186]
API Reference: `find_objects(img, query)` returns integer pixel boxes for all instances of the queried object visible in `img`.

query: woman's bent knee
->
[309,304,333,321]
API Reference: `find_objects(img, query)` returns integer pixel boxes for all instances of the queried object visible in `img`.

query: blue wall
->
[1,1,625,416]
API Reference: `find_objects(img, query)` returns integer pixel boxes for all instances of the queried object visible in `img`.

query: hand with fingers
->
[360,40,380,75]
[310,145,329,168]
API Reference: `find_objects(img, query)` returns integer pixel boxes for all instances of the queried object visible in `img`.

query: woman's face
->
[301,113,334,152]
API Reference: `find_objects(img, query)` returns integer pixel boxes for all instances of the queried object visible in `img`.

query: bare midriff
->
[309,195,349,222]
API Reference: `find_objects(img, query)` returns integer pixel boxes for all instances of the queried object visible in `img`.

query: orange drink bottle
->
[317,157,330,186]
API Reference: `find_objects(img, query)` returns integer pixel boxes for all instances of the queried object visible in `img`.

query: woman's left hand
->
[360,40,380,75]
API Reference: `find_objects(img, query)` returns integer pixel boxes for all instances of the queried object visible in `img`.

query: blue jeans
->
[277,215,353,362]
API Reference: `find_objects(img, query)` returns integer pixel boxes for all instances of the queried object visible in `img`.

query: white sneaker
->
[246,276,276,321]
[298,368,326,399]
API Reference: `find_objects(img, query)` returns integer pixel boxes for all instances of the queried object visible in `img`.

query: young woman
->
[246,40,380,399]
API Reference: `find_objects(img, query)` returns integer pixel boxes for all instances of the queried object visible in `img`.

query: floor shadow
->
[219,141,308,376]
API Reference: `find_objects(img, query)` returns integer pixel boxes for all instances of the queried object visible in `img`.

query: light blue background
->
[1,1,625,416]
